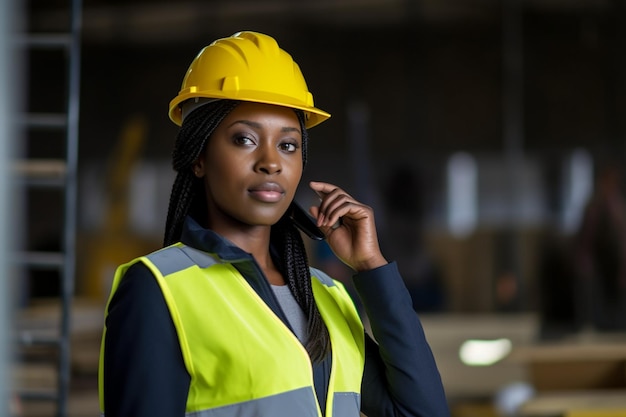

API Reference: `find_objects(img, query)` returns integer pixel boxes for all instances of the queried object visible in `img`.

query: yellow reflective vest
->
[99,243,365,417]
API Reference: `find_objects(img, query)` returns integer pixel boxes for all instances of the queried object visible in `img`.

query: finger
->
[309,181,337,197]
[309,181,367,231]
[321,195,354,227]
[309,181,349,201]
[309,181,354,220]
[308,204,320,219]
[309,181,341,226]
[308,200,335,229]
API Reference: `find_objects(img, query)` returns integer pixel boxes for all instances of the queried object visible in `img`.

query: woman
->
[98,31,449,417]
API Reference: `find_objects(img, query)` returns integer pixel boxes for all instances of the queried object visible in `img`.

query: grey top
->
[271,284,308,345]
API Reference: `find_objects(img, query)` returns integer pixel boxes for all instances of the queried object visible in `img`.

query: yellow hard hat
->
[168,31,331,128]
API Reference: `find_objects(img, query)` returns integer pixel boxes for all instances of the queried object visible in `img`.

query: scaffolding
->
[13,0,82,416]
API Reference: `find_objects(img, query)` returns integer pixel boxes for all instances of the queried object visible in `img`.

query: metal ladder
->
[13,0,82,416]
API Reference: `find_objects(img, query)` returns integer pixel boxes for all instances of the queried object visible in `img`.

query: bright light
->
[447,152,478,238]
[459,338,512,366]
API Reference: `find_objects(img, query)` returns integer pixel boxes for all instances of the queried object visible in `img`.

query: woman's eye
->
[280,142,299,152]
[234,135,255,146]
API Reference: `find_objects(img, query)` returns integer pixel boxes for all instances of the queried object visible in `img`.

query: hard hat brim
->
[169,91,331,129]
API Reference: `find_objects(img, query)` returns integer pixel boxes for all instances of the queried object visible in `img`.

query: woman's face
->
[194,101,304,234]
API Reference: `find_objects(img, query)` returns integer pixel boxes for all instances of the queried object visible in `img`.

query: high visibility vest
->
[99,243,365,417]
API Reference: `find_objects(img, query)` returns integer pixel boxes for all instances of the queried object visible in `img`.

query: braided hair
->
[163,100,239,246]
[163,100,330,363]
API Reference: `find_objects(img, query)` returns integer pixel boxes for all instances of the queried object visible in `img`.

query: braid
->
[163,173,197,246]
[164,100,239,246]
[272,216,331,363]
[298,111,308,168]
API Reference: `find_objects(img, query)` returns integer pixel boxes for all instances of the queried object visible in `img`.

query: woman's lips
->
[248,182,285,203]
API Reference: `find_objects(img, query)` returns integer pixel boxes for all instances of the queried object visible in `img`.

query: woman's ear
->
[192,158,205,178]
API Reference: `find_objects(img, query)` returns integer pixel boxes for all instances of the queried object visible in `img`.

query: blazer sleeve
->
[354,262,450,417]
[103,262,190,417]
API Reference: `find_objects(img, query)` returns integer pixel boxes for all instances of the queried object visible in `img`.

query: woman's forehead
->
[220,102,301,127]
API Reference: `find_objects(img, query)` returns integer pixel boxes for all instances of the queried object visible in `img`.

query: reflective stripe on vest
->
[99,244,365,417]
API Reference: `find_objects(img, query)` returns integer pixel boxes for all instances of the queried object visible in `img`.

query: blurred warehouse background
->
[4,0,626,416]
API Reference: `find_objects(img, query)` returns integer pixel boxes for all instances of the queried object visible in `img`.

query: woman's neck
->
[213,225,286,286]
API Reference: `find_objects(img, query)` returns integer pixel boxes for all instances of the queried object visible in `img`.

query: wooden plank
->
[520,390,626,417]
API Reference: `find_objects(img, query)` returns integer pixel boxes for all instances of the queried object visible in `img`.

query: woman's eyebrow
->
[281,126,302,135]
[227,120,262,129]
[227,120,301,135]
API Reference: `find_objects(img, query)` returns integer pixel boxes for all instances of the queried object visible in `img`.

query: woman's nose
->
[254,146,282,175]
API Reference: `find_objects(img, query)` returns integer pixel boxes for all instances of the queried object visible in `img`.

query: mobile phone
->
[289,202,325,241]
